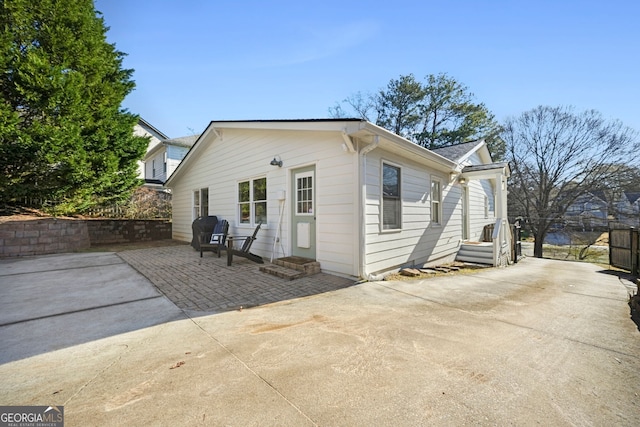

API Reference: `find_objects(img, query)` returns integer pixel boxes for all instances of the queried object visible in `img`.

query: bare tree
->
[504,105,638,257]
[328,91,374,121]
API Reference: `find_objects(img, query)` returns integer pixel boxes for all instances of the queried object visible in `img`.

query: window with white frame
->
[152,160,156,178]
[431,178,442,225]
[296,172,314,215]
[484,195,489,219]
[193,188,209,219]
[163,152,167,173]
[382,163,401,230]
[238,177,267,225]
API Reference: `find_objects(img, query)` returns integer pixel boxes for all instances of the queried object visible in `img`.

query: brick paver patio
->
[118,244,356,313]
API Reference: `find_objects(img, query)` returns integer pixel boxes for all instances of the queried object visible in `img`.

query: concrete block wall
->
[0,219,171,258]
[86,219,172,245]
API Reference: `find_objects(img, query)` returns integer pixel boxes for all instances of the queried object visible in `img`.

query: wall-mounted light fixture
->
[458,177,467,184]
[270,156,283,167]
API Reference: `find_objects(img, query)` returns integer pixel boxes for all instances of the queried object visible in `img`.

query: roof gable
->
[137,118,169,140]
[431,140,492,166]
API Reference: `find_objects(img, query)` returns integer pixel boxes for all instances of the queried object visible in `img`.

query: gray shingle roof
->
[164,134,200,147]
[431,140,483,162]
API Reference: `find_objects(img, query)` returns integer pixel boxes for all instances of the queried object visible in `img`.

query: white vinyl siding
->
[465,152,496,241]
[166,145,189,180]
[146,151,166,182]
[364,148,460,274]
[169,128,359,277]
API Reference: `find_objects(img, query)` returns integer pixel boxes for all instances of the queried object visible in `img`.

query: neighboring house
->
[564,192,609,230]
[134,118,169,180]
[166,119,510,279]
[143,134,199,188]
[565,191,640,229]
[614,192,640,227]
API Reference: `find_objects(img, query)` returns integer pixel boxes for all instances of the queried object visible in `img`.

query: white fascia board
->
[351,121,457,172]
[207,120,362,133]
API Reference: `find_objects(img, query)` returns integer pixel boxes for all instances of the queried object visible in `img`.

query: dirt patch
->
[0,210,76,223]
[384,262,491,281]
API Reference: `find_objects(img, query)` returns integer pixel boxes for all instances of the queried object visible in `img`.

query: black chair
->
[200,219,229,257]
[226,222,264,266]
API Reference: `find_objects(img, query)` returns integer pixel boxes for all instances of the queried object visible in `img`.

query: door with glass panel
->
[291,166,316,259]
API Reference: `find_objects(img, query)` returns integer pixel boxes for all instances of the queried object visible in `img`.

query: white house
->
[133,118,169,180]
[166,119,510,279]
[143,134,199,187]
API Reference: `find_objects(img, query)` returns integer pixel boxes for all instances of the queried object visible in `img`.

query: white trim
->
[294,170,315,217]
[430,176,442,225]
[381,160,402,231]
[237,176,267,227]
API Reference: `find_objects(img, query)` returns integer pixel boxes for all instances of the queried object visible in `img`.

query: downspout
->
[359,135,380,279]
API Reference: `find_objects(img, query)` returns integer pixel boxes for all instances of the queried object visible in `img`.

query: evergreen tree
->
[329,73,505,160]
[0,0,148,214]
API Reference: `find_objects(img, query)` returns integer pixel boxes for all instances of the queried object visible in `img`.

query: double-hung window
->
[193,188,209,219]
[484,195,489,219]
[431,178,442,225]
[382,163,401,230]
[238,177,267,225]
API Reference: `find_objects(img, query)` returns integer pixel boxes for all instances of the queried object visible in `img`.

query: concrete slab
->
[0,252,184,363]
[0,253,638,426]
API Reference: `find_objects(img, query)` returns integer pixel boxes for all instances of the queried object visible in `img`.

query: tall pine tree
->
[0,0,148,214]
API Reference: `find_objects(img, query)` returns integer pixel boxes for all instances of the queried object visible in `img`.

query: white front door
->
[291,166,316,259]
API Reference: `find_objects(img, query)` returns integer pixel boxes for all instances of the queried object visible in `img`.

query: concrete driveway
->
[1,251,639,426]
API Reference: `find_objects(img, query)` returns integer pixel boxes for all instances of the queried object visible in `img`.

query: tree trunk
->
[533,234,544,258]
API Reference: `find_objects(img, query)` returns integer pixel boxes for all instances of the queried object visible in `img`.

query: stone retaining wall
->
[0,218,171,258]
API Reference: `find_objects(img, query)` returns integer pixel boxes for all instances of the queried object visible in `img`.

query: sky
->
[94,0,640,139]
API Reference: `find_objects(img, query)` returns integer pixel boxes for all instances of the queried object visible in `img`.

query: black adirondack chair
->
[200,219,229,258]
[226,222,263,266]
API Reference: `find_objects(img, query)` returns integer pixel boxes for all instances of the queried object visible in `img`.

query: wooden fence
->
[609,227,639,276]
